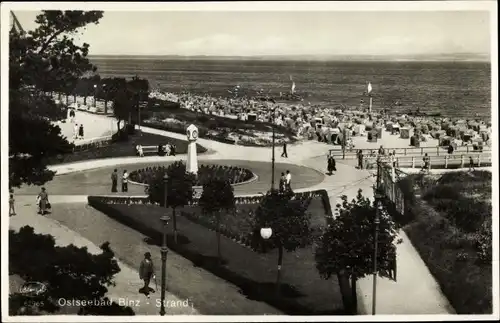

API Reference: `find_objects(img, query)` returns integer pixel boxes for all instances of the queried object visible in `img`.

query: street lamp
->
[160,174,170,316]
[93,84,97,108]
[260,227,272,240]
[271,105,277,190]
[372,197,384,315]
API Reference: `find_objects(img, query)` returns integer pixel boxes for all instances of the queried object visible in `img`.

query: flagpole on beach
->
[367,82,373,113]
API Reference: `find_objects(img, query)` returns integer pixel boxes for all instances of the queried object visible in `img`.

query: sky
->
[11,10,491,57]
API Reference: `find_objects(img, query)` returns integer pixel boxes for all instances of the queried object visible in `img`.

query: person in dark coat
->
[111,169,118,192]
[281,142,288,158]
[327,154,337,175]
[78,124,84,139]
[279,172,286,192]
[158,144,165,156]
[139,252,155,298]
[357,150,364,169]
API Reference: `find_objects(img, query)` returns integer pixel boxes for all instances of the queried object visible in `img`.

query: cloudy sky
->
[12,9,491,57]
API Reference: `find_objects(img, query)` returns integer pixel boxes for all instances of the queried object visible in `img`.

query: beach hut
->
[472,138,484,152]
[400,127,411,139]
[365,122,374,132]
[439,136,453,147]
[367,129,378,142]
[480,130,489,142]
[385,121,394,132]
[330,128,341,145]
[391,124,400,135]
[353,124,364,136]
[446,126,460,139]
[410,135,420,147]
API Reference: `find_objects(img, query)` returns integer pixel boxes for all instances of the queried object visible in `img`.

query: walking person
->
[469,156,475,172]
[37,187,50,215]
[122,170,129,192]
[421,153,430,173]
[378,145,385,156]
[9,193,16,216]
[285,170,292,191]
[171,144,176,156]
[281,142,288,158]
[69,108,76,123]
[327,155,333,175]
[357,149,364,169]
[78,124,84,140]
[111,169,118,193]
[139,252,155,298]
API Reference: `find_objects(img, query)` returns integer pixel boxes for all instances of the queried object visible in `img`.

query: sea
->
[90,58,492,119]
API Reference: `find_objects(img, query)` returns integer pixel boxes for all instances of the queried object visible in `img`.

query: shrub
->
[111,129,129,142]
[423,184,461,201]
[129,164,254,187]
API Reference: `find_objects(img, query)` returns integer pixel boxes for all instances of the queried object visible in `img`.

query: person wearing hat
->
[139,252,155,298]
[37,187,50,215]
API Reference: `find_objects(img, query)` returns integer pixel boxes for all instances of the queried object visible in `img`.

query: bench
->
[135,145,176,156]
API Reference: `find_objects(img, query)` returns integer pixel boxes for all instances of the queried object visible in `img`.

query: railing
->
[363,152,491,170]
[329,145,491,159]
[72,135,114,152]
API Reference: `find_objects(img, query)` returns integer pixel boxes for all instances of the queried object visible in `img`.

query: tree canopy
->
[315,190,399,280]
[199,178,235,214]
[249,190,311,253]
[314,189,400,313]
[9,10,104,188]
[199,178,235,260]
[248,190,311,291]
[146,161,196,208]
[9,226,134,315]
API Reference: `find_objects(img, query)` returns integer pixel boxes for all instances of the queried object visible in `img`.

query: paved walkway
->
[9,202,199,315]
[14,111,455,315]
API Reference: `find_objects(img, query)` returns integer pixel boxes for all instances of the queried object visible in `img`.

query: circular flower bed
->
[129,164,254,186]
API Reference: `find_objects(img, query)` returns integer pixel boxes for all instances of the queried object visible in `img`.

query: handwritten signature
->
[19,282,47,297]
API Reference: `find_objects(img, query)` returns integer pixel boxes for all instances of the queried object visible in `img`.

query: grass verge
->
[88,194,345,315]
[396,171,492,314]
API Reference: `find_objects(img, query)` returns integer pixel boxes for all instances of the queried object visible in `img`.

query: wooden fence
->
[329,145,491,159]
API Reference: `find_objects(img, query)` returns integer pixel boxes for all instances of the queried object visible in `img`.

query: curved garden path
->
[10,111,455,315]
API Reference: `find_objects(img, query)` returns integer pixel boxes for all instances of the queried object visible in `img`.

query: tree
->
[146,161,196,244]
[314,189,400,314]
[112,86,133,131]
[199,178,235,261]
[248,190,312,295]
[9,226,134,315]
[9,10,103,188]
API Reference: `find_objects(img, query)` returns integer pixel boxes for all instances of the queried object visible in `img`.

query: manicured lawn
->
[90,197,345,315]
[48,132,207,165]
[397,171,492,314]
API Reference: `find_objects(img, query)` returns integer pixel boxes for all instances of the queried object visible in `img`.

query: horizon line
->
[87,53,491,63]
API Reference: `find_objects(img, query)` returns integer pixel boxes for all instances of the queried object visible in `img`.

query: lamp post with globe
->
[159,174,171,316]
[93,84,97,108]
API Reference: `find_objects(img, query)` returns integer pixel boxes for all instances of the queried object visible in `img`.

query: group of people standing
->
[279,170,292,192]
[68,108,85,140]
[73,123,85,140]
[111,169,129,193]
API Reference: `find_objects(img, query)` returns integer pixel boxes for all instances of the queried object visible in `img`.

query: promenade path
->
[13,111,456,315]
